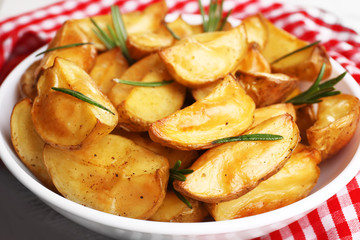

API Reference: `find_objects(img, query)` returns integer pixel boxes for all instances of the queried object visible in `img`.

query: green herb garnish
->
[286,64,346,105]
[271,41,321,64]
[35,42,94,57]
[212,133,284,144]
[164,23,181,40]
[169,160,193,209]
[198,0,232,32]
[113,78,174,87]
[91,5,134,64]
[51,87,115,115]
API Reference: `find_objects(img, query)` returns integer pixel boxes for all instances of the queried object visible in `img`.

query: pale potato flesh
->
[32,58,118,149]
[252,103,296,128]
[43,134,169,219]
[159,24,248,87]
[206,144,320,220]
[173,114,300,203]
[242,14,268,49]
[10,99,55,190]
[307,94,360,160]
[149,74,255,150]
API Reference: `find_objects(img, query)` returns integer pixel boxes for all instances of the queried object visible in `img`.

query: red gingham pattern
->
[1,0,360,239]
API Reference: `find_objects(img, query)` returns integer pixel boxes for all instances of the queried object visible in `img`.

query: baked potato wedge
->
[32,58,118,149]
[43,134,169,219]
[159,24,248,87]
[242,14,268,49]
[173,114,300,203]
[149,190,208,222]
[206,144,320,220]
[167,16,203,38]
[307,94,360,160]
[20,60,40,100]
[10,98,54,190]
[252,103,296,128]
[149,74,255,150]
[234,70,298,107]
[296,104,316,144]
[90,48,129,94]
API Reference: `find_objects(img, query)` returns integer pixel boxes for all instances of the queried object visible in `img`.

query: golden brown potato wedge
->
[307,94,360,160]
[206,144,320,220]
[173,114,300,203]
[242,13,268,49]
[35,20,97,78]
[159,24,248,87]
[234,70,298,107]
[271,45,332,82]
[149,74,255,150]
[252,103,296,128]
[32,58,118,149]
[43,134,169,219]
[10,99,55,190]
[90,48,129,94]
[191,80,221,101]
[166,16,203,38]
[296,104,316,144]
[149,190,208,222]
[20,60,40,100]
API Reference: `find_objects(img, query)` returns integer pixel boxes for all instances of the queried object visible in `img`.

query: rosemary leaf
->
[169,160,193,209]
[197,0,230,32]
[51,87,115,115]
[173,188,193,209]
[271,41,321,64]
[212,134,283,144]
[198,0,208,32]
[90,18,116,49]
[113,78,174,87]
[218,9,232,31]
[35,42,94,57]
[164,23,181,40]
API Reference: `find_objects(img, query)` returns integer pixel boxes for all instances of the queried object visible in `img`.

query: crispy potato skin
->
[307,94,360,160]
[173,114,300,203]
[206,144,320,220]
[149,75,255,150]
[20,60,40,100]
[149,191,208,222]
[252,103,296,128]
[43,134,169,219]
[10,99,55,190]
[296,104,316,145]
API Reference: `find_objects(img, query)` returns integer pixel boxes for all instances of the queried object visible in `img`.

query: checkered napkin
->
[1,0,360,239]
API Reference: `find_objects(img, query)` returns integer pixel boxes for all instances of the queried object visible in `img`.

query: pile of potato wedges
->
[10,0,360,222]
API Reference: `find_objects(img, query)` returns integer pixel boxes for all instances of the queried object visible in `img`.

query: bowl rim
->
[1,40,360,237]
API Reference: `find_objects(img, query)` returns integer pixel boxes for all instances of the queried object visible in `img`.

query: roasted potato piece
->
[35,20,97,78]
[307,94,360,160]
[191,80,222,101]
[167,16,203,38]
[90,48,129,94]
[113,129,198,169]
[43,134,169,219]
[32,58,118,149]
[149,191,208,222]
[252,103,296,128]
[271,45,332,82]
[10,98,55,190]
[296,104,316,144]
[117,70,186,132]
[242,14,268,49]
[159,24,248,87]
[20,60,40,100]
[149,74,255,150]
[206,144,320,220]
[173,114,300,203]
[234,71,298,107]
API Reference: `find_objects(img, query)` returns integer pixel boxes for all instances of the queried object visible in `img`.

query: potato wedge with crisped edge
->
[307,94,360,160]
[149,190,208,222]
[20,60,40,100]
[252,103,296,128]
[32,58,118,149]
[90,48,128,94]
[35,20,97,78]
[242,14,268,49]
[11,99,55,190]
[173,114,300,203]
[149,74,255,150]
[43,134,169,219]
[271,44,332,82]
[234,70,298,107]
[159,24,248,87]
[206,144,320,220]
[296,104,316,144]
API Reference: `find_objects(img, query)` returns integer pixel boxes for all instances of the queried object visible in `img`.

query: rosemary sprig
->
[271,41,321,64]
[35,42,94,57]
[113,78,174,87]
[169,160,193,209]
[198,0,231,32]
[51,87,115,115]
[212,133,283,144]
[164,23,181,40]
[286,64,346,105]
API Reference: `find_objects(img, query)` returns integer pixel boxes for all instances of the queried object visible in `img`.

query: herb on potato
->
[169,160,193,209]
[113,78,174,87]
[271,41,320,64]
[212,133,284,144]
[198,0,232,32]
[35,42,94,57]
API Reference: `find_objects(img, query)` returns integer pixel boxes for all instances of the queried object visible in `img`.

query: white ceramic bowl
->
[1,46,360,240]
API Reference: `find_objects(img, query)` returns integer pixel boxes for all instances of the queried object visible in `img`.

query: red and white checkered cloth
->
[1,0,360,239]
